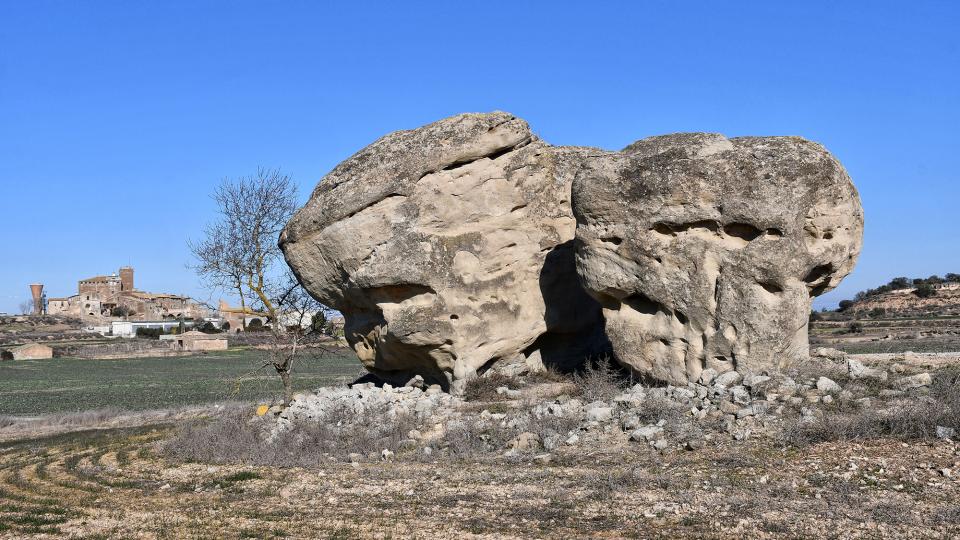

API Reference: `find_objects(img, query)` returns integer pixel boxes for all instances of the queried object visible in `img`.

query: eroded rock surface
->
[282,113,863,390]
[280,112,608,390]
[573,133,863,385]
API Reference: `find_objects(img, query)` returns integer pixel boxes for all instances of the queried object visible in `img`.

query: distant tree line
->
[837,273,960,311]
[134,320,223,339]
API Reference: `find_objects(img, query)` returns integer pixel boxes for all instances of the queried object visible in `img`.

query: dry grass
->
[441,420,516,458]
[462,372,515,402]
[163,402,417,466]
[571,356,631,402]
[3,402,960,538]
[523,365,570,384]
[783,367,960,446]
[1,407,125,429]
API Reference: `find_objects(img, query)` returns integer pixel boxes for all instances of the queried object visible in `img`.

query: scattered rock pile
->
[275,379,460,437]
[268,350,952,462]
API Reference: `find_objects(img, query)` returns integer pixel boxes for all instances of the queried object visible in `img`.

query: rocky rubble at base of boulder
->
[273,380,460,438]
[264,351,950,462]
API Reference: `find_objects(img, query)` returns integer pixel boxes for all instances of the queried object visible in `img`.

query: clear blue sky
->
[2,1,957,314]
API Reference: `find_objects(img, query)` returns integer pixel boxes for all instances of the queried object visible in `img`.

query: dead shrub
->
[583,467,645,499]
[163,402,417,467]
[786,355,849,386]
[437,414,522,460]
[572,357,630,403]
[783,367,960,446]
[635,396,684,425]
[527,410,582,442]
[463,372,515,402]
[523,365,570,385]
[440,421,516,459]
[162,408,274,464]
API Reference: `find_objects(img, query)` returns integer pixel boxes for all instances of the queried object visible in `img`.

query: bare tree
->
[189,221,249,330]
[256,271,337,402]
[191,167,336,404]
[189,168,297,329]
[213,168,298,326]
[19,300,34,315]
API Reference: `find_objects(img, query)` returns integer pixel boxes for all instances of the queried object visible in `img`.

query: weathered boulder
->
[280,112,608,391]
[573,133,863,385]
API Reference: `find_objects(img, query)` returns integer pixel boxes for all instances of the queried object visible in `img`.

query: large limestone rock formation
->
[280,112,608,391]
[281,112,863,390]
[572,133,863,385]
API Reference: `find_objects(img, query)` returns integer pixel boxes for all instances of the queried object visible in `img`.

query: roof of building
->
[79,275,119,283]
[9,343,53,352]
[177,330,225,340]
[126,291,188,300]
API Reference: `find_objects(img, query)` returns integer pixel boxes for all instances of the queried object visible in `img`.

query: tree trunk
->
[235,282,247,331]
[248,275,277,330]
[279,368,293,404]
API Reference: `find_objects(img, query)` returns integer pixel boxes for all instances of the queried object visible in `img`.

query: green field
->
[0,348,361,416]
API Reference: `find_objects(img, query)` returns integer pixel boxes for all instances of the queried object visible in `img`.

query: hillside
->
[844,285,960,317]
[837,273,960,318]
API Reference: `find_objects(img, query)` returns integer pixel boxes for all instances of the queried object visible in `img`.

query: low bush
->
[163,402,417,467]
[135,327,163,339]
[572,357,630,403]
[463,372,515,402]
[222,471,260,483]
[783,367,960,446]
[441,420,515,459]
[195,321,221,334]
[914,283,936,298]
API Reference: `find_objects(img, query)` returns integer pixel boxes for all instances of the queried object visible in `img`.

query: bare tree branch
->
[189,167,339,404]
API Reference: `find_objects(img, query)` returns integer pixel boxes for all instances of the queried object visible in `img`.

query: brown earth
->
[1,415,958,538]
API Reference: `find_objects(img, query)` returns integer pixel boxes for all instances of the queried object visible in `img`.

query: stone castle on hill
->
[46,266,208,322]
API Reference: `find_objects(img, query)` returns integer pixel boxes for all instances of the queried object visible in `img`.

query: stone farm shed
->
[1,343,54,360]
[161,331,228,352]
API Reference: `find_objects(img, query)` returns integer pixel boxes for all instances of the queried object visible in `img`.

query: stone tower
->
[119,266,134,292]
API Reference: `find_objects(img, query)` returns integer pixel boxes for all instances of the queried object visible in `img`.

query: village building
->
[1,343,54,360]
[160,330,228,351]
[109,320,191,338]
[933,282,960,291]
[218,300,269,332]
[46,266,208,323]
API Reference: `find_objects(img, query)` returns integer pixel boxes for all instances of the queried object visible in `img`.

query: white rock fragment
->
[894,373,932,391]
[816,377,842,394]
[714,371,743,388]
[630,425,664,442]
